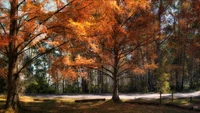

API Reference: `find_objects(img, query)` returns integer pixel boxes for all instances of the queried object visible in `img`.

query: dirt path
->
[25,91,200,100]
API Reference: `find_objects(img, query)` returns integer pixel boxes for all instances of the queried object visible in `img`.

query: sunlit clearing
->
[19,96,35,103]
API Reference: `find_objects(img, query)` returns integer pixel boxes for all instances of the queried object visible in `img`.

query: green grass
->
[0,96,199,113]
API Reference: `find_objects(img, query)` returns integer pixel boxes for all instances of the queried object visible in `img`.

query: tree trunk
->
[63,79,65,93]
[6,76,20,110]
[6,0,20,110]
[112,78,120,102]
[181,75,184,91]
[101,69,104,93]
[175,71,180,91]
[112,44,120,102]
[98,70,103,94]
[6,60,20,110]
[147,70,151,91]
[81,77,89,93]
[188,58,193,89]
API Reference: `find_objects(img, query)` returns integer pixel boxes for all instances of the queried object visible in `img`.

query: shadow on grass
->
[0,98,199,113]
[20,99,105,113]
[19,99,199,113]
[0,101,5,113]
[126,98,200,112]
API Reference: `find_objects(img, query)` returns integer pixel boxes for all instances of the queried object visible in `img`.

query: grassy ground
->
[126,98,200,107]
[0,95,199,113]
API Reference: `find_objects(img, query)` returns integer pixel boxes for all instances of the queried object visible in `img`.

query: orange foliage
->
[0,68,7,78]
[61,68,77,80]
[144,63,158,70]
[60,0,155,79]
[132,67,146,75]
[0,38,9,48]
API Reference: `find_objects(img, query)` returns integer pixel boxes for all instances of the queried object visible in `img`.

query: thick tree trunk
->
[111,44,120,102]
[112,78,120,102]
[6,76,20,110]
[6,60,20,110]
[6,0,20,110]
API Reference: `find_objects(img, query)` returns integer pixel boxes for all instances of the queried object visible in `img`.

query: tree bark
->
[6,58,20,110]
[111,46,120,102]
[6,0,20,110]
[6,76,20,110]
[112,78,120,102]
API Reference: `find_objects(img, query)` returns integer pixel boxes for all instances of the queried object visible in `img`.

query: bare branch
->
[17,0,25,8]
[102,66,114,75]
[0,23,7,35]
[16,33,43,55]
[41,0,75,24]
[117,64,136,77]
[118,75,136,80]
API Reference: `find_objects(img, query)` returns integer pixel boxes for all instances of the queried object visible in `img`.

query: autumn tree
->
[0,0,82,110]
[149,0,200,92]
[168,0,200,91]
[149,0,173,93]
[62,0,157,102]
[47,0,99,93]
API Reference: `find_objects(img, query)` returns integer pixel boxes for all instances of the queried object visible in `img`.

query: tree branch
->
[102,66,114,75]
[17,0,25,8]
[41,0,75,24]
[16,40,71,75]
[0,23,7,35]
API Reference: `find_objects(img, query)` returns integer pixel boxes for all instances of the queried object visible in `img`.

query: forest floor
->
[0,93,200,113]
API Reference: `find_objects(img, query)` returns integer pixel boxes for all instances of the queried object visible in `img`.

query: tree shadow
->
[1,98,196,113]
[0,100,5,109]
[19,99,112,113]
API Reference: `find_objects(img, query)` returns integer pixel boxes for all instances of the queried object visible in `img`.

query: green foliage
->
[26,80,56,94]
[64,81,81,93]
[26,81,39,94]
[157,73,171,93]
[24,53,57,94]
[26,75,56,94]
